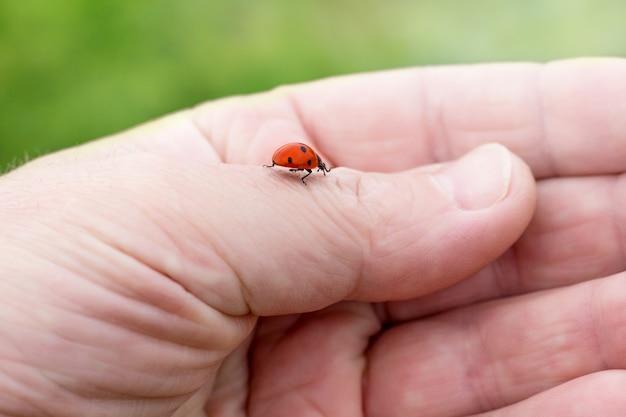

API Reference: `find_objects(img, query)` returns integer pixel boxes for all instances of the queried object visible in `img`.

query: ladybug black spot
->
[299,146,307,153]
[307,159,312,166]
[287,157,293,164]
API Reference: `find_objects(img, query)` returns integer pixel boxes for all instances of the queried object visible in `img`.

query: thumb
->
[179,143,536,316]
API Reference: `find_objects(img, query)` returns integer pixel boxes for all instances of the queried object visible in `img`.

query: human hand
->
[0,58,624,417]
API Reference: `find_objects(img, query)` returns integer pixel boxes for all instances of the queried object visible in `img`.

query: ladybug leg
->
[263,162,276,168]
[300,169,313,184]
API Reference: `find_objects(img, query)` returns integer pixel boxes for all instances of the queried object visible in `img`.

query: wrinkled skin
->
[1,58,626,416]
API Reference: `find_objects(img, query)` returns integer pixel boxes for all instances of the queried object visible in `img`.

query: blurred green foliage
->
[1,0,625,170]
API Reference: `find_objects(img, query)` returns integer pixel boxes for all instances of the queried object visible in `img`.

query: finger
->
[4,140,534,317]
[386,173,626,320]
[192,57,626,178]
[246,302,379,416]
[471,371,626,417]
[173,143,535,316]
[365,272,626,416]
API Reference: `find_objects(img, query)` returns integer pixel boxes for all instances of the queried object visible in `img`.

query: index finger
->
[194,58,626,178]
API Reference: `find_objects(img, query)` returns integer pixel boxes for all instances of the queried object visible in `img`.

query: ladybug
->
[264,142,332,184]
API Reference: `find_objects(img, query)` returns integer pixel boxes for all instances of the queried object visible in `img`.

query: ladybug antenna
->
[317,156,332,174]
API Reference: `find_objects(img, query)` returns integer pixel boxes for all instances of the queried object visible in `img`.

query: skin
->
[0,57,625,416]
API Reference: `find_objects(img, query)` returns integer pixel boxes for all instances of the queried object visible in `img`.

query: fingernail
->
[430,143,512,210]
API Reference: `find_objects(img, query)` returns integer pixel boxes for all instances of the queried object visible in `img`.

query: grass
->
[1,0,625,170]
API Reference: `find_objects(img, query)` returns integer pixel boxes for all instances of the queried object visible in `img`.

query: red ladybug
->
[264,143,332,184]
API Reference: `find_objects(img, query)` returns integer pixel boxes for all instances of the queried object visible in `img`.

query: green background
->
[1,0,625,171]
